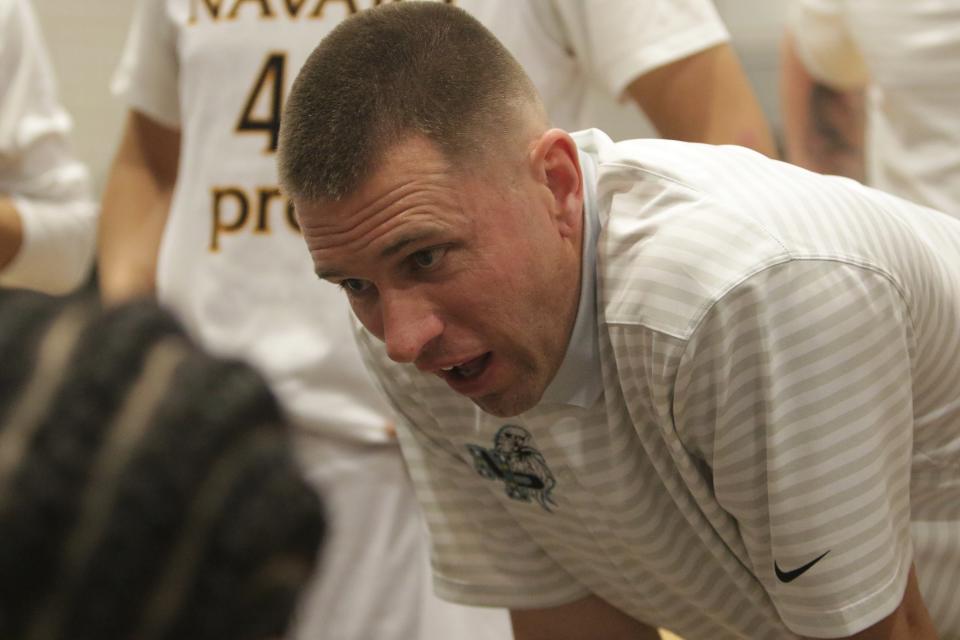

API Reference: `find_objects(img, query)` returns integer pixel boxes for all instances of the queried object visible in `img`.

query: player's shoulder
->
[593,146,793,340]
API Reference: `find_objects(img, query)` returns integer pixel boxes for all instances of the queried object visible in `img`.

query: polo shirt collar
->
[540,150,602,409]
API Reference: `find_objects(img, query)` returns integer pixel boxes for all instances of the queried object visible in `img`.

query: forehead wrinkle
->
[307,175,462,277]
[303,173,455,249]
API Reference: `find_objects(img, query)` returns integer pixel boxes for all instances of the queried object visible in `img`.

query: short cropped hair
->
[0,290,325,640]
[278,1,540,202]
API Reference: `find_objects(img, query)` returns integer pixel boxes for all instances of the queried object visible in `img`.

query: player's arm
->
[801,565,938,640]
[97,109,180,304]
[626,43,778,157]
[0,197,24,269]
[0,0,96,294]
[510,594,661,640]
[0,180,96,297]
[0,170,97,295]
[780,30,865,180]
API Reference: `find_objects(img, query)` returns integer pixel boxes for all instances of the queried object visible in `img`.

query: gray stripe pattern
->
[359,133,960,639]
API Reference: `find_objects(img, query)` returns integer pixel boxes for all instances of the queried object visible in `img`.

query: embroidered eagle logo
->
[466,424,557,512]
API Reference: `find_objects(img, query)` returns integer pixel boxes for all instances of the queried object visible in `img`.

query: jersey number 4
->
[236,52,286,154]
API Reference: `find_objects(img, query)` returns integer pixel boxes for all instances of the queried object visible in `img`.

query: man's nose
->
[381,291,443,364]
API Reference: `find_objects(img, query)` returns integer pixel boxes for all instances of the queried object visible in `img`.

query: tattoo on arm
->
[805,83,866,181]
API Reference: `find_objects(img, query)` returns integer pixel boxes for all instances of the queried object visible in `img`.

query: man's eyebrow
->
[315,230,443,279]
[380,230,440,259]
[316,268,344,280]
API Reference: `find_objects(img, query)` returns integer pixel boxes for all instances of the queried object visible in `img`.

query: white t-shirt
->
[0,0,95,294]
[461,0,729,141]
[360,130,960,639]
[113,0,396,442]
[789,0,960,218]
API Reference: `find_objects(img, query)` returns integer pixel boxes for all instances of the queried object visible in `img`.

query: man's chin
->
[471,387,542,418]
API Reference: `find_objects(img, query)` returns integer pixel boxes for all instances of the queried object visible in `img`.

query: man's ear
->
[529,129,583,238]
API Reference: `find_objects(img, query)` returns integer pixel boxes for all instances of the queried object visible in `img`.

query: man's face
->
[297,134,583,417]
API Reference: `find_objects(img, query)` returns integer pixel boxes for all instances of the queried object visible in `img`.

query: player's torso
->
[840,0,960,215]
[457,0,659,139]
[163,0,359,283]
[152,0,405,438]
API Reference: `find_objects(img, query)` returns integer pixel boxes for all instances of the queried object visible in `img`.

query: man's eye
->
[412,247,446,269]
[339,279,371,294]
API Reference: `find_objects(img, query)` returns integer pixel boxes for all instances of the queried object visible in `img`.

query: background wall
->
[32,0,134,196]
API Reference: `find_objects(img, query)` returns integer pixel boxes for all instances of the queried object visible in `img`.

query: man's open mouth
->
[440,353,490,380]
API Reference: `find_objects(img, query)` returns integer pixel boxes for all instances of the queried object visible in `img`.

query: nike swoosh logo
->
[774,550,830,583]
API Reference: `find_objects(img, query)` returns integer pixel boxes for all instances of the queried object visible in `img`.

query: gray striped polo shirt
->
[357,129,960,639]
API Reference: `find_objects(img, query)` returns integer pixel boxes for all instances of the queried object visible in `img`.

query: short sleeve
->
[675,259,914,637]
[111,0,181,128]
[551,0,730,97]
[354,324,590,609]
[788,0,869,89]
[0,0,95,294]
